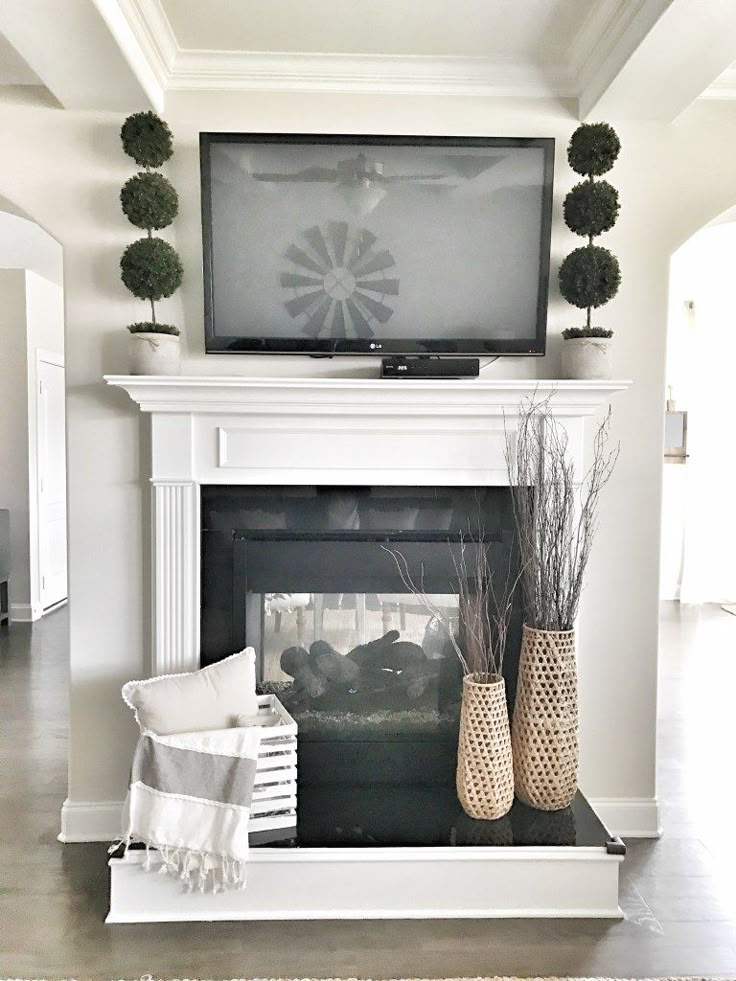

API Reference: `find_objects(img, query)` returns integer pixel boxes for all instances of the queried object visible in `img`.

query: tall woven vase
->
[456,673,514,820]
[512,625,579,811]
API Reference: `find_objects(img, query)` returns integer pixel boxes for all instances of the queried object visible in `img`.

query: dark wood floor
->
[2,603,736,979]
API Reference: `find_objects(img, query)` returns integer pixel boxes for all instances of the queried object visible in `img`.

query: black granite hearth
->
[251,789,618,851]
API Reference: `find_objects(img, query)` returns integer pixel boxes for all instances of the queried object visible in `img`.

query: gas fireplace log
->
[346,630,400,667]
[281,645,310,677]
[309,639,342,661]
[292,664,329,699]
[381,640,426,671]
[279,631,440,712]
[309,640,361,685]
[400,661,439,700]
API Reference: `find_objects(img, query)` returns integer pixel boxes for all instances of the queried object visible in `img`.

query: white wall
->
[0,262,64,619]
[0,209,63,285]
[3,84,736,836]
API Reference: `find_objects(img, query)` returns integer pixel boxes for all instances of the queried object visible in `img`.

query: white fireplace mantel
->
[105,374,628,416]
[105,374,629,677]
[104,374,630,922]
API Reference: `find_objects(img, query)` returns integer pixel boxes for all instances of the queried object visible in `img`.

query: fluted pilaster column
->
[152,480,199,674]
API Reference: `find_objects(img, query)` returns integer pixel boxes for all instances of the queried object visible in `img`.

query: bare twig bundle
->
[506,396,619,632]
[382,533,523,678]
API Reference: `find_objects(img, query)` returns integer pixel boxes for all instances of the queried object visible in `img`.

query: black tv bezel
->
[200,132,554,358]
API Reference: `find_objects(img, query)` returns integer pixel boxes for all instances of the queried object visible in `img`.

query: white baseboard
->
[10,602,42,622]
[59,798,123,843]
[43,597,68,614]
[589,797,662,838]
[61,796,662,844]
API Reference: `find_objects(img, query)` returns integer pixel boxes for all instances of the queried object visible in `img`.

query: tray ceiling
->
[159,0,588,61]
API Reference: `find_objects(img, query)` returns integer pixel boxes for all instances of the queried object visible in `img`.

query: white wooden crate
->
[250,693,297,835]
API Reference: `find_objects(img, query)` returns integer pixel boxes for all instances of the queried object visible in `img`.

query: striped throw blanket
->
[117,724,262,892]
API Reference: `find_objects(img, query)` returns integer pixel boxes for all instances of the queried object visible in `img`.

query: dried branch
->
[381,531,523,679]
[506,395,619,632]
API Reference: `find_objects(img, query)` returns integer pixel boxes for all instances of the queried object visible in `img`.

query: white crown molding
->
[170,49,575,98]
[701,64,736,100]
[107,0,696,113]
[114,0,576,99]
[567,0,639,85]
[110,0,176,90]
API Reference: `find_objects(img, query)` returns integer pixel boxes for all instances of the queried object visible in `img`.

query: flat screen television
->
[200,133,554,357]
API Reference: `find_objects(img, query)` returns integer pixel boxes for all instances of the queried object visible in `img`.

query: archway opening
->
[0,206,67,623]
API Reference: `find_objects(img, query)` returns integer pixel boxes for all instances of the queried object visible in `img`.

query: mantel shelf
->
[104,375,631,416]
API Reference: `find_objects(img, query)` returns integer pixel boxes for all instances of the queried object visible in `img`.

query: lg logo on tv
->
[369,342,383,350]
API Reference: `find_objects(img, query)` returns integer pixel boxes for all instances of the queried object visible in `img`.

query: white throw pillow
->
[122,648,258,736]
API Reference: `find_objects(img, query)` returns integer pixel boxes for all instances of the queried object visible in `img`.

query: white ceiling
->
[2,0,736,119]
[159,0,588,61]
[0,30,40,84]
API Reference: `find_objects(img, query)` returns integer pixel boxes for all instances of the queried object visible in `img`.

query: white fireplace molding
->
[102,374,634,921]
[105,375,629,678]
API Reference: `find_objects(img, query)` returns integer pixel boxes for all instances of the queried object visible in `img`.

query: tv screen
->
[200,133,554,357]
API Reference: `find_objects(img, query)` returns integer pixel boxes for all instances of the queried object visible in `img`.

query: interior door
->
[38,359,67,609]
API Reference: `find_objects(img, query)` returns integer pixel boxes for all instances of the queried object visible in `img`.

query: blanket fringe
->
[112,838,248,893]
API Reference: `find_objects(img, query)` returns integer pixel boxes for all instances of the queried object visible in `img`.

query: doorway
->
[0,208,66,622]
[36,351,67,610]
[661,219,736,606]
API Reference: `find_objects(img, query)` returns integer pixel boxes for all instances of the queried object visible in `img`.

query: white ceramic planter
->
[561,336,612,380]
[129,331,181,376]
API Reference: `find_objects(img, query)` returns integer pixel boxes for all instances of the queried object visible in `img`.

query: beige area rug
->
[121,976,734,981]
[722,604,736,616]
[22,975,725,981]
[2,977,731,981]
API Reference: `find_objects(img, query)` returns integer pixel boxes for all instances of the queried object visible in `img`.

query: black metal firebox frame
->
[200,485,522,693]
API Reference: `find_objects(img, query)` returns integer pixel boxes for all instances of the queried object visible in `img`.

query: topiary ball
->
[567,122,620,177]
[121,111,173,168]
[120,172,178,230]
[120,237,183,301]
[558,244,621,309]
[563,180,619,238]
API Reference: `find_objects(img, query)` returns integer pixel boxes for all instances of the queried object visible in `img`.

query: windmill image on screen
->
[200,134,554,357]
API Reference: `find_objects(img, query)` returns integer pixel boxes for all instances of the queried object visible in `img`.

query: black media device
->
[200,133,554,359]
[381,356,480,379]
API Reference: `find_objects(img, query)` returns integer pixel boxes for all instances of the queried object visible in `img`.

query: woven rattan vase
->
[456,672,514,821]
[512,625,579,811]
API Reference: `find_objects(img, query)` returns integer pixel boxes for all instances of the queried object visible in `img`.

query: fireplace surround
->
[105,374,629,921]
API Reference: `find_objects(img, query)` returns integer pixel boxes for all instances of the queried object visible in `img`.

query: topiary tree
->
[119,111,182,335]
[559,122,621,339]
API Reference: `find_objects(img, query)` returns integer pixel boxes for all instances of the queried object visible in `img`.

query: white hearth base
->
[108,845,623,922]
